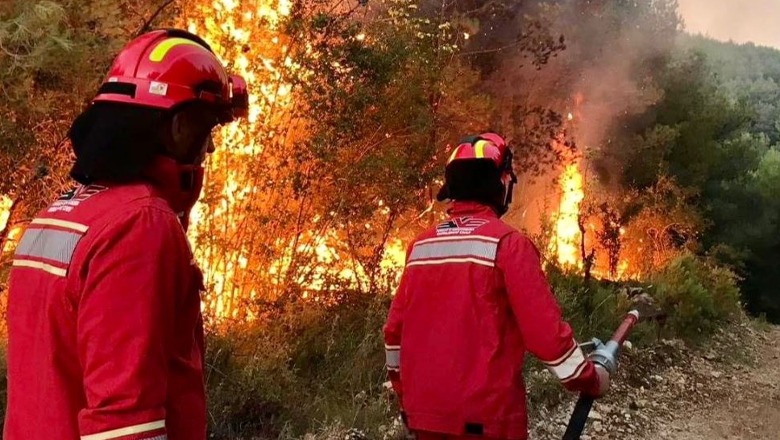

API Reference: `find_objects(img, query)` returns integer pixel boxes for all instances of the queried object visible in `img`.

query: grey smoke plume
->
[470,1,682,232]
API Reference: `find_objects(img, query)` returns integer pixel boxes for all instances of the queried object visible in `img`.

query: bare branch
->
[135,0,177,36]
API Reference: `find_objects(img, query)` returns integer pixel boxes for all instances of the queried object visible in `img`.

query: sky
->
[678,0,780,49]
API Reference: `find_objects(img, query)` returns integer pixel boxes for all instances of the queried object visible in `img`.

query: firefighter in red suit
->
[4,29,248,440]
[384,133,611,440]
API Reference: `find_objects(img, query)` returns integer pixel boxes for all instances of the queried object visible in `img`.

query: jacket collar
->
[446,201,500,219]
[141,156,204,229]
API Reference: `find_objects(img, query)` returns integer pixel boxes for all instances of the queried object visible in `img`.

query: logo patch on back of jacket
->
[48,185,107,213]
[435,216,489,236]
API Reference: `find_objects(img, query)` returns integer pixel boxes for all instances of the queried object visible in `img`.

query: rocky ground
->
[529,321,780,440]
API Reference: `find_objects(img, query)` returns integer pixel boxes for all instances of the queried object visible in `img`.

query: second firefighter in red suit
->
[384,133,611,440]
[4,30,248,440]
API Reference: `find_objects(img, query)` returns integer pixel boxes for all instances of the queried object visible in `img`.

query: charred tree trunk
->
[578,212,595,316]
[368,209,399,294]
[578,212,594,283]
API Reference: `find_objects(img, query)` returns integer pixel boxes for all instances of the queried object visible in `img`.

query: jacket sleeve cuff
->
[559,359,601,396]
[541,341,600,395]
[80,420,167,440]
[543,341,586,381]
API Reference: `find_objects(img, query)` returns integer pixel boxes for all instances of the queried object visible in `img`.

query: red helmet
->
[478,132,508,151]
[93,29,248,124]
[446,133,514,176]
[439,132,518,214]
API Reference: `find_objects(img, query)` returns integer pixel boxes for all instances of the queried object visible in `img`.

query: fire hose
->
[562,310,641,440]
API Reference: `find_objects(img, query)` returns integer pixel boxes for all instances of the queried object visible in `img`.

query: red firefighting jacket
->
[4,173,206,439]
[384,201,601,440]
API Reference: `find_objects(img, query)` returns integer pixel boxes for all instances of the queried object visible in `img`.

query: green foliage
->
[205,294,391,439]
[0,0,175,245]
[662,35,780,320]
[544,266,661,346]
[594,37,780,320]
[734,148,780,320]
[680,34,780,143]
[606,49,751,191]
[649,254,741,340]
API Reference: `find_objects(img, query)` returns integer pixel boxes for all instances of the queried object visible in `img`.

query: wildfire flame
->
[550,108,630,280]
[553,161,584,268]
[0,196,11,233]
[0,195,23,255]
[182,0,296,319]
[183,1,406,320]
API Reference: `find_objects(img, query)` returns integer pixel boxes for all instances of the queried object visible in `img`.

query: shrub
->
[205,293,393,439]
[0,255,744,438]
[545,266,649,345]
[649,254,741,340]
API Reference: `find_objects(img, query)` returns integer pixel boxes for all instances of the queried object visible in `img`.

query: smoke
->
[472,1,682,233]
[678,0,780,49]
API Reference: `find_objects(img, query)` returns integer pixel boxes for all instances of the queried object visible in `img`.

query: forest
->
[1,0,779,438]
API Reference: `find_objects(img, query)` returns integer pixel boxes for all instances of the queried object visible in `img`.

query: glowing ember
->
[268,233,406,293]
[381,238,406,273]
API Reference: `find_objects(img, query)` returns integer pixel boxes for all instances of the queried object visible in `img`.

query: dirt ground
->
[529,322,780,440]
[640,325,780,440]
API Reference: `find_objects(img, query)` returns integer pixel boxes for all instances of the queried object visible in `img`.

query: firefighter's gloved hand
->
[594,364,611,397]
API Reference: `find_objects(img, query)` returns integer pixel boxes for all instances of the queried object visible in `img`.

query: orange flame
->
[0,195,22,255]
[183,0,297,319]
[182,2,406,320]
[549,106,630,280]
[553,161,584,268]
[0,195,11,233]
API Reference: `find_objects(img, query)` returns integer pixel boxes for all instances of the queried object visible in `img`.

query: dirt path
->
[642,325,780,440]
[529,322,780,440]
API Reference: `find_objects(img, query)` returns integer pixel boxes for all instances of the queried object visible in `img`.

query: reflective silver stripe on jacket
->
[385,344,400,371]
[15,228,83,265]
[407,238,499,267]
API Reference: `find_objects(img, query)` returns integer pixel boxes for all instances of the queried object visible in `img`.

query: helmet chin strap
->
[143,155,205,230]
[499,175,516,215]
[499,148,518,215]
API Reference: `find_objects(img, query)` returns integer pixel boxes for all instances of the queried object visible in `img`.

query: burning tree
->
[0,0,572,323]
[178,0,506,320]
[0,0,701,324]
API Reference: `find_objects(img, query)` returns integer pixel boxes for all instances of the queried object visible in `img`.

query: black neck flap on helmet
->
[436,134,517,216]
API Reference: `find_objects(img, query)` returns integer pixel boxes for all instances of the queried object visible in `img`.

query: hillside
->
[680,34,780,142]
